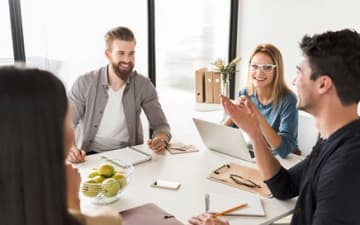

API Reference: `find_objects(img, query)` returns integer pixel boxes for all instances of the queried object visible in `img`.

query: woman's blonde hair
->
[246,43,293,110]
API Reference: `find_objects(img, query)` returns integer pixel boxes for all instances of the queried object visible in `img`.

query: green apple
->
[92,175,105,183]
[98,164,115,177]
[101,178,120,197]
[81,179,101,197]
[87,170,100,178]
[112,172,127,188]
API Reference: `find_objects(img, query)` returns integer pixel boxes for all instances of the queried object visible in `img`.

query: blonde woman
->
[224,44,298,158]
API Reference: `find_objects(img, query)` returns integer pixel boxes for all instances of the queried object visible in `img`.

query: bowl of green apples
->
[80,163,132,204]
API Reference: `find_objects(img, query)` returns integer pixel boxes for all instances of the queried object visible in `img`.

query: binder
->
[119,203,184,225]
[212,72,221,104]
[195,68,207,103]
[205,71,214,103]
[208,163,272,197]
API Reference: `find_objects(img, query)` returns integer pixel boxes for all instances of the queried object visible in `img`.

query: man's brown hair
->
[104,26,136,49]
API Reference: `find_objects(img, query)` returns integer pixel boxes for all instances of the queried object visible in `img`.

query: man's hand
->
[147,134,169,154]
[66,146,86,163]
[223,96,248,126]
[189,213,229,225]
[238,95,262,120]
[221,95,261,139]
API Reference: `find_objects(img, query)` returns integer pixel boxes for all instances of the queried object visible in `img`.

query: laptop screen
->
[193,118,255,162]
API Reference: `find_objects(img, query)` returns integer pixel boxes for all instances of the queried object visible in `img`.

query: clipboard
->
[119,203,184,225]
[208,163,272,197]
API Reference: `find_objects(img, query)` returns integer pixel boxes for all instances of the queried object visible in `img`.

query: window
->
[20,0,148,89]
[0,0,14,65]
[155,0,230,140]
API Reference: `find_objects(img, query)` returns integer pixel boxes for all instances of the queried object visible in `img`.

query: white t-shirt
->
[93,85,129,151]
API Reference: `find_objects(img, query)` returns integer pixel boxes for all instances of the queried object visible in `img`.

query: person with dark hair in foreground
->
[190,29,360,225]
[0,66,121,225]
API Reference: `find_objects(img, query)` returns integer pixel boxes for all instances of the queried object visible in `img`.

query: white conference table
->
[78,141,302,225]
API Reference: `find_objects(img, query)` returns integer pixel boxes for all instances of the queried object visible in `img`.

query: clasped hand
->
[147,135,168,154]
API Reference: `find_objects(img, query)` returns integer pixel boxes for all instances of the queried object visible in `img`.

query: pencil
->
[213,203,248,217]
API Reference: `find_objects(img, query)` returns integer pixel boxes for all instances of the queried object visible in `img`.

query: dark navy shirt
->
[265,119,360,225]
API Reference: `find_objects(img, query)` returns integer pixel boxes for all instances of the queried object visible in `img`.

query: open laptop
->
[193,118,255,162]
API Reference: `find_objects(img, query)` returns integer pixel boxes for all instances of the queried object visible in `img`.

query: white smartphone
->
[151,179,181,190]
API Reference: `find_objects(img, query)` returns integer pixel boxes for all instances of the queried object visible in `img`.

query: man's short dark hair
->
[104,26,136,49]
[300,29,360,105]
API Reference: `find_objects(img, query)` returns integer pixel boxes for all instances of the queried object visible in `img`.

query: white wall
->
[235,0,360,91]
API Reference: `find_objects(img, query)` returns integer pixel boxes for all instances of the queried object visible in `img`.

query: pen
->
[101,155,125,168]
[213,203,247,217]
[128,146,151,156]
[171,148,187,151]
[205,193,209,212]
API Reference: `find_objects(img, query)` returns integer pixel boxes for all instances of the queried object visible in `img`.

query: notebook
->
[192,118,254,162]
[72,145,152,169]
[207,192,265,217]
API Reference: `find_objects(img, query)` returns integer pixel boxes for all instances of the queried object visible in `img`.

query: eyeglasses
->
[213,164,230,174]
[249,64,276,73]
[229,174,261,188]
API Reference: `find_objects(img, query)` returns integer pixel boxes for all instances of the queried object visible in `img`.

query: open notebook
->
[207,192,265,217]
[72,145,152,169]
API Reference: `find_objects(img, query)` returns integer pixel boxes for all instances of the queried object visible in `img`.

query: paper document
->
[208,192,265,217]
[168,142,199,154]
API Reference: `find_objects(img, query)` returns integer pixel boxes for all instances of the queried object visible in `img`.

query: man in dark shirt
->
[189,29,360,225]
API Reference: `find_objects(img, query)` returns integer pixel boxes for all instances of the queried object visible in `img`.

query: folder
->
[205,71,214,103]
[212,72,221,104]
[208,163,272,197]
[195,68,207,103]
[119,203,184,225]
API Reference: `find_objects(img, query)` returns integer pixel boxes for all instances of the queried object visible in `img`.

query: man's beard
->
[112,61,134,81]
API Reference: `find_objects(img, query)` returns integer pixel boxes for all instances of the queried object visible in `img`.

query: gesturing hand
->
[221,95,260,138]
